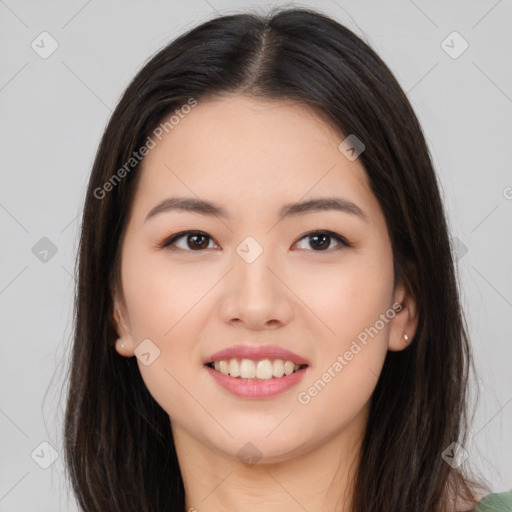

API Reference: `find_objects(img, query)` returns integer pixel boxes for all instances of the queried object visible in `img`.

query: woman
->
[63,6,510,511]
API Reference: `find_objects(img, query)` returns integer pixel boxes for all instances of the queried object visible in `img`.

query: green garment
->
[476,489,512,511]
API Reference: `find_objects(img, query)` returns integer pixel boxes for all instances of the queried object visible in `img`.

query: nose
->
[218,248,294,330]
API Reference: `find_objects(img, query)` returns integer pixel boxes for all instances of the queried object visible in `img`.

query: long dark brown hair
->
[63,6,488,511]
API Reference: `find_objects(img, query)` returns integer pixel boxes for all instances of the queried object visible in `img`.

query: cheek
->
[293,249,394,413]
[121,246,213,343]
[121,252,215,420]
[292,249,395,341]
[294,282,392,434]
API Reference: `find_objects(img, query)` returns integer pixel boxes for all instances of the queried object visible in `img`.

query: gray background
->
[1,0,511,510]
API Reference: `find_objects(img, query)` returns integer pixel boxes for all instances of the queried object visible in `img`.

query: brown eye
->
[162,231,217,251]
[186,233,210,250]
[161,229,349,253]
[294,231,349,251]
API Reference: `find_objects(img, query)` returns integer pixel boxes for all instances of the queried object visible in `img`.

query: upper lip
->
[204,344,310,366]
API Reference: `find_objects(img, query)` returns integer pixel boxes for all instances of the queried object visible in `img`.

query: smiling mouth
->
[205,358,308,380]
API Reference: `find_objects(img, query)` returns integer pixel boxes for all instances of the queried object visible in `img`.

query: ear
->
[387,277,419,352]
[111,295,136,357]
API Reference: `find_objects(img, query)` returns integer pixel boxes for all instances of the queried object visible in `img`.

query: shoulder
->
[475,489,512,511]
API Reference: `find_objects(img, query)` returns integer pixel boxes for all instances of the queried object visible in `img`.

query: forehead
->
[131,95,375,220]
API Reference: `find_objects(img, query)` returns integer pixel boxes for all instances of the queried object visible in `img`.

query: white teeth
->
[229,358,240,377]
[209,358,305,380]
[256,359,273,379]
[272,359,285,377]
[239,359,256,378]
[284,360,295,376]
[219,360,229,376]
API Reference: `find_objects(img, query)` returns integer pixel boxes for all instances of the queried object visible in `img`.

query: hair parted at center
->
[64,6,487,511]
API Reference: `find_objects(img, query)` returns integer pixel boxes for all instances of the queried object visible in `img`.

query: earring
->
[120,342,125,349]
[403,334,409,344]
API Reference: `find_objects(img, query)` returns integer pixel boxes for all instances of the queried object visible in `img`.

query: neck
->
[171,406,367,512]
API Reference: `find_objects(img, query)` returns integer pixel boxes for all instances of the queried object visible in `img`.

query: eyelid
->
[160,230,219,250]
[160,229,351,251]
[296,230,350,249]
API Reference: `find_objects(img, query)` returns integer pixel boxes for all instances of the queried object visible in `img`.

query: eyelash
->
[159,230,351,253]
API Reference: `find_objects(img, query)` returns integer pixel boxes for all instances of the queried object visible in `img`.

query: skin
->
[112,94,418,512]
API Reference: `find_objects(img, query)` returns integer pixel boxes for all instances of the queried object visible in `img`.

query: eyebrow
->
[144,196,367,223]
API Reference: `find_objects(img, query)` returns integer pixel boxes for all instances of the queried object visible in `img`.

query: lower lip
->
[204,365,307,399]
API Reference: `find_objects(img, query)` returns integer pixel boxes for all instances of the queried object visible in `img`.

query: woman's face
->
[113,94,416,463]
